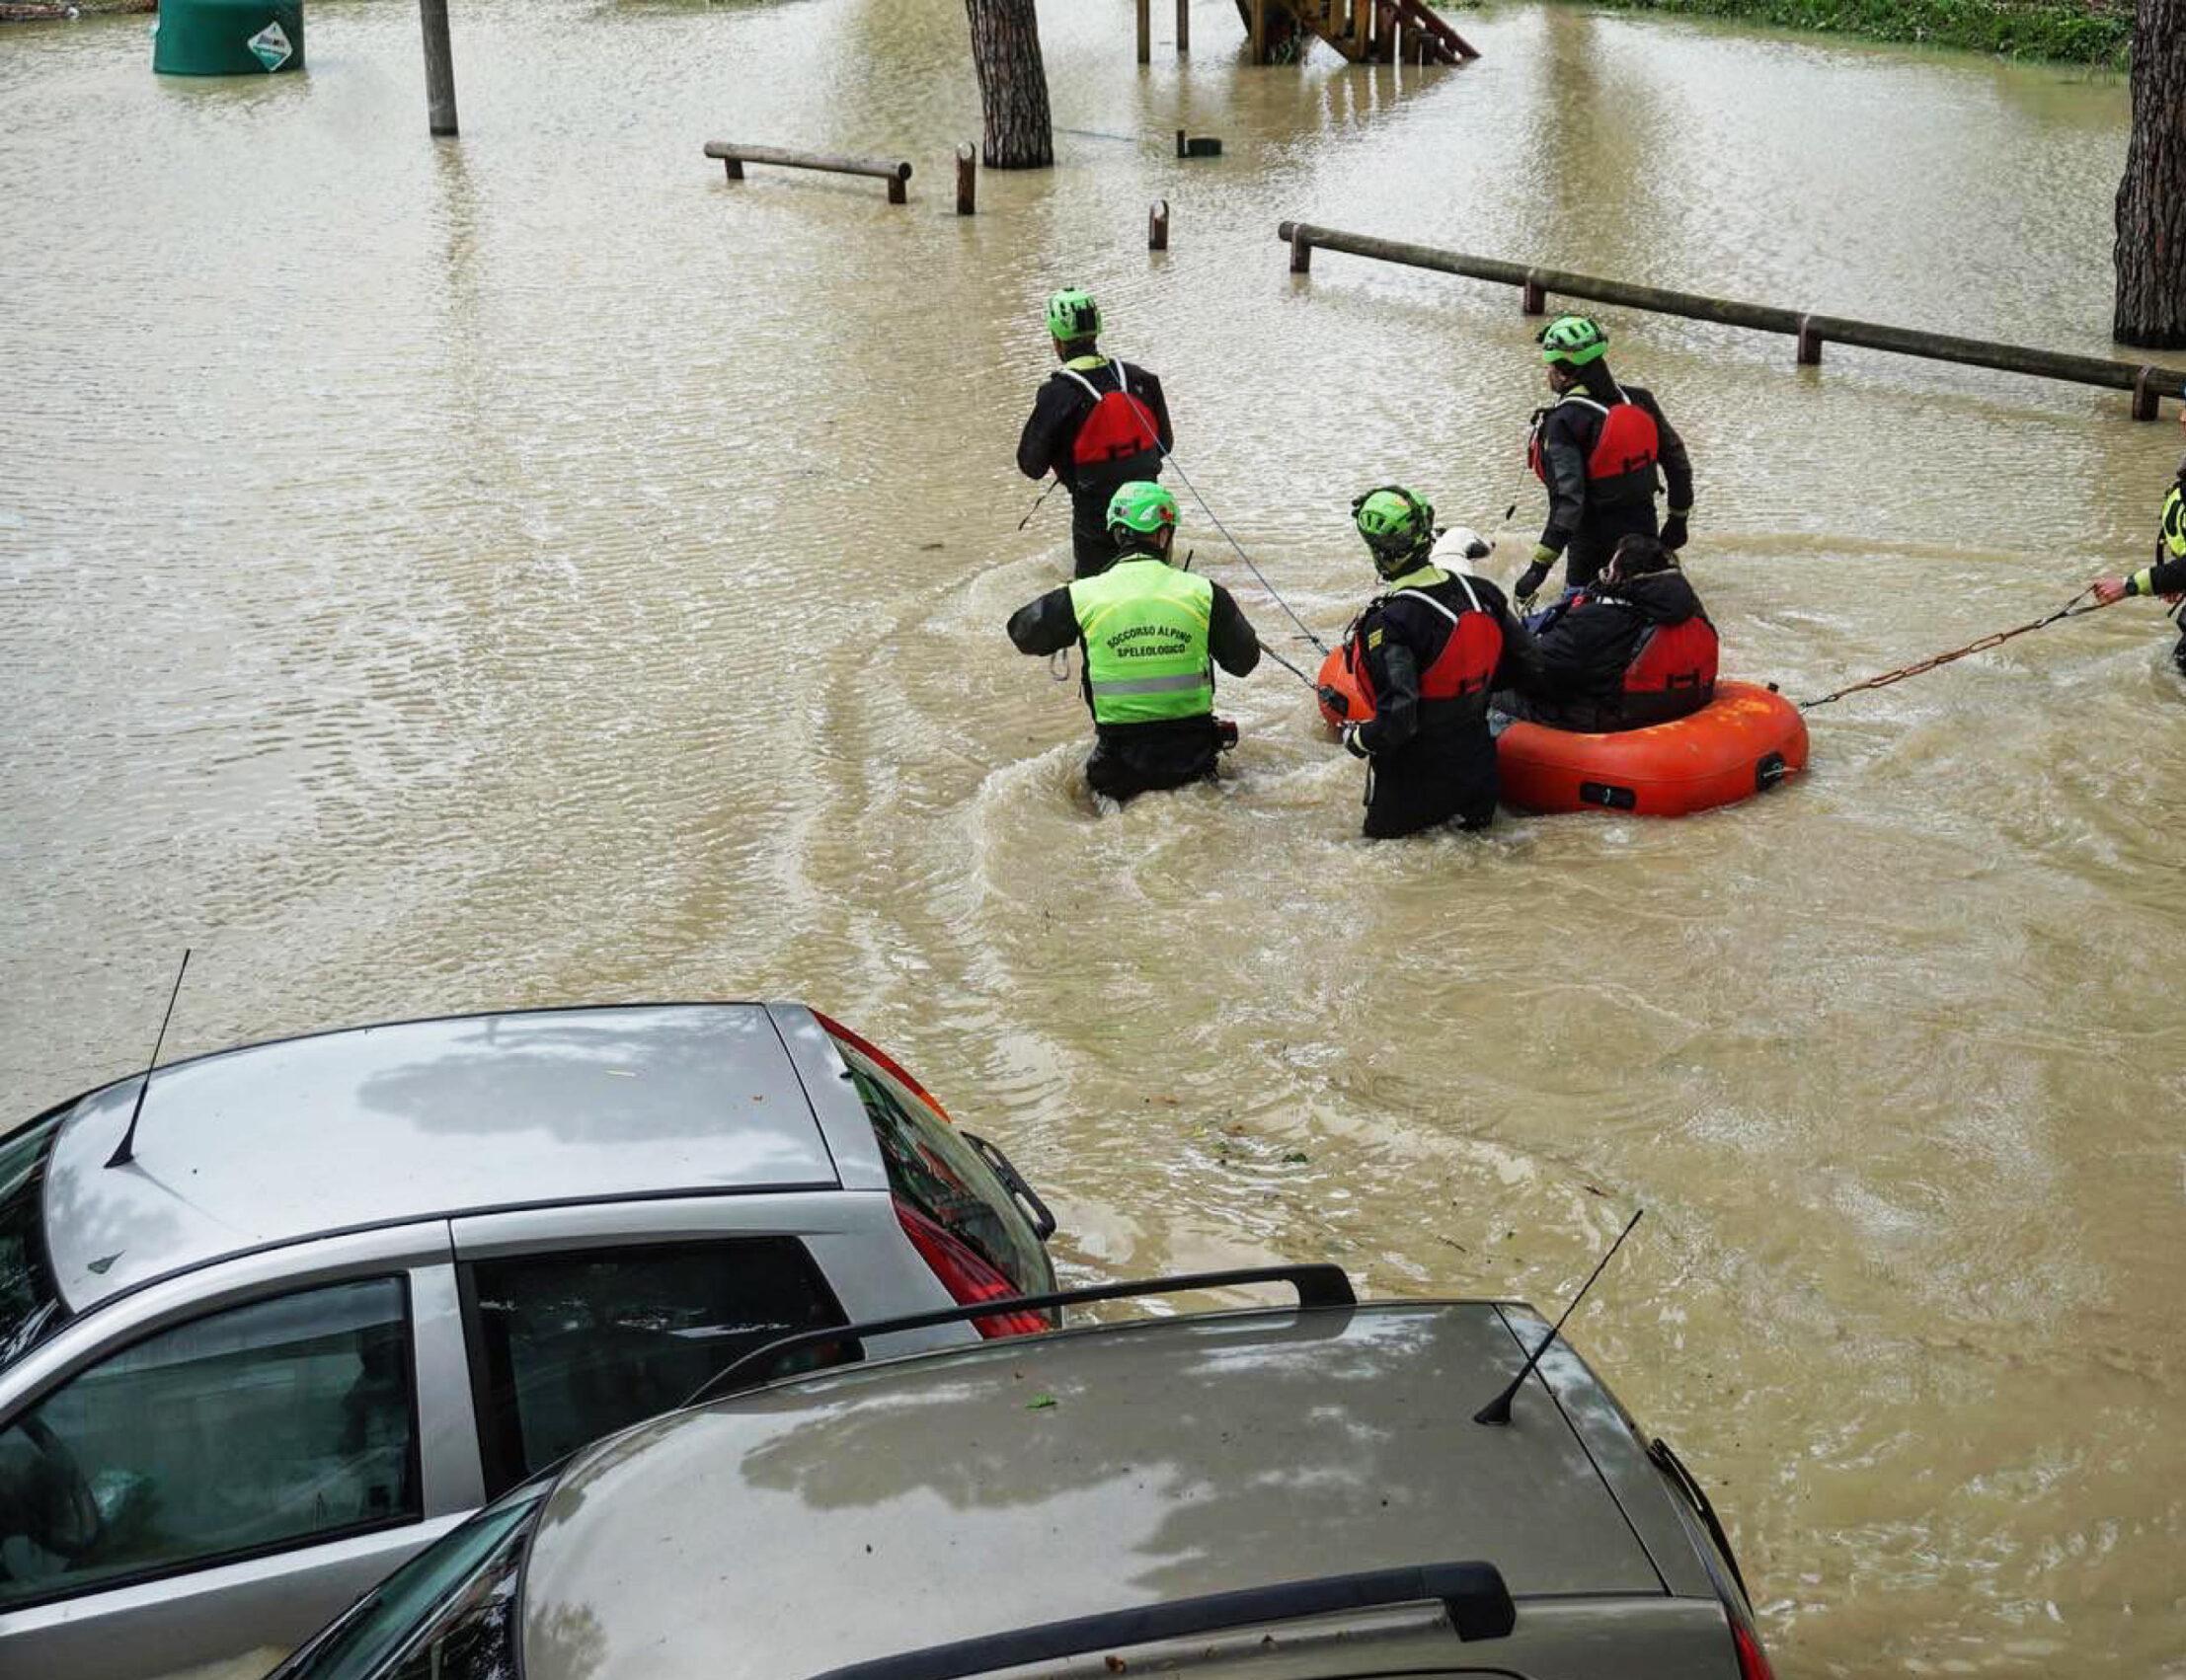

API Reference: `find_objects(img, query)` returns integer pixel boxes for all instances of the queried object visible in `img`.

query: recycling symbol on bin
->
[247,20,293,71]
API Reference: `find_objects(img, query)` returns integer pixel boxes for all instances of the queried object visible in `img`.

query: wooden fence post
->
[2134,365,2161,420]
[1796,315,1824,365]
[1150,199,1170,250]
[1137,0,1150,62]
[1289,226,1313,272]
[419,0,458,136]
[1177,0,1190,53]
[956,143,976,215]
[1521,277,1545,315]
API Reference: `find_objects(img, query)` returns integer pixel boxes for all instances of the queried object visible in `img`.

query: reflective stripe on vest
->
[1347,573,1504,709]
[2163,484,2186,559]
[1068,557,1214,725]
[1058,359,1162,470]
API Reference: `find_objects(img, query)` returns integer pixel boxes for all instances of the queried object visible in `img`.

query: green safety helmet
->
[1352,485,1434,577]
[1047,288,1103,343]
[1106,480,1178,544]
[1538,314,1609,367]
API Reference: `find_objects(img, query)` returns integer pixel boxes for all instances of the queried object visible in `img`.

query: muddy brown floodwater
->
[4,0,2184,1674]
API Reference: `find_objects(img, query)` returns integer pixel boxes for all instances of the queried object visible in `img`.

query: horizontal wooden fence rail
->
[1277,221,2186,420]
[705,142,913,203]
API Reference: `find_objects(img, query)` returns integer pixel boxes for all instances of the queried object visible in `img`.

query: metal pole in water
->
[420,0,459,136]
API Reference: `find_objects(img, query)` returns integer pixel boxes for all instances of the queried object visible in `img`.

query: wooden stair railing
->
[1233,0,1477,65]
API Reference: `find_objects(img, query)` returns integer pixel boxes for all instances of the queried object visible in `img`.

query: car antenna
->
[105,948,192,1170]
[1473,1207,1643,1426]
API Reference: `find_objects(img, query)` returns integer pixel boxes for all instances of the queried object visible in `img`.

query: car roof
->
[518,1301,1671,1680]
[40,1003,840,1314]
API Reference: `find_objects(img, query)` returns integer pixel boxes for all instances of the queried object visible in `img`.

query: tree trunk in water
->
[2116,0,2186,345]
[965,0,1054,170]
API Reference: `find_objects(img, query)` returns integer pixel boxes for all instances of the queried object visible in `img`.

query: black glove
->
[1660,513,1689,553]
[1514,560,1552,604]
[1316,684,1350,720]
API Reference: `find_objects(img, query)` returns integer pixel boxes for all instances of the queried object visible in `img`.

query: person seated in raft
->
[1499,534,1718,733]
[2091,435,2186,674]
[1318,486,1538,838]
[1007,481,1260,802]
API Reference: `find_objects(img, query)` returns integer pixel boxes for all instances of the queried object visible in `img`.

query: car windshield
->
[0,1108,67,1371]
[272,1479,548,1680]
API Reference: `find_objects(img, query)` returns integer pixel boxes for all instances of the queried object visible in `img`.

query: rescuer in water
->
[1499,534,1719,732]
[2091,438,2186,673]
[1017,289,1175,577]
[1515,316,1695,610]
[1318,486,1538,837]
[1007,482,1261,802]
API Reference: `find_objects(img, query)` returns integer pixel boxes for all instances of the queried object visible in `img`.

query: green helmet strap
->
[1047,288,1102,343]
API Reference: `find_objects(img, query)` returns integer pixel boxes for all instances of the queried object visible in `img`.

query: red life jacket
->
[1058,361,1161,469]
[1347,574,1505,708]
[1622,615,1718,699]
[1528,387,1661,485]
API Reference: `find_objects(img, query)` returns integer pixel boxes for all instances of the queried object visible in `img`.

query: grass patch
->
[1581,0,2131,66]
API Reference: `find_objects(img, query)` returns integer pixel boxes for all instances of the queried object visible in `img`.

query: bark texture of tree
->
[965,0,1054,170]
[2116,0,2186,345]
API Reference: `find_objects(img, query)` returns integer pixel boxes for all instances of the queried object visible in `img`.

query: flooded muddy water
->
[3,0,2183,1673]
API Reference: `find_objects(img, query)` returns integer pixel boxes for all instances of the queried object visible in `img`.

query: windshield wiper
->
[803,1559,1515,1680]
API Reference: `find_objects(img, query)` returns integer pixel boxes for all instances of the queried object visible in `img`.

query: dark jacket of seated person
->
[1508,536,1718,733]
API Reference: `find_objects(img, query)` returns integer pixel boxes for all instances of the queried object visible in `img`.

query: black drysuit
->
[1531,372,1693,592]
[1016,357,1174,576]
[1347,570,1539,838]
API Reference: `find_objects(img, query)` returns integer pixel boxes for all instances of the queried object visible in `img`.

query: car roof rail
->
[804,1559,1515,1680]
[686,1263,1356,1406]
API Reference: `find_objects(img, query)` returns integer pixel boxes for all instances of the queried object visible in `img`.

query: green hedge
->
[1586,0,2132,66]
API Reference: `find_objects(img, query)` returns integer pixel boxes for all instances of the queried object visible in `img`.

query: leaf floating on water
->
[1282,1151,1311,1165]
[1026,1395,1058,1411]
[86,1253,119,1275]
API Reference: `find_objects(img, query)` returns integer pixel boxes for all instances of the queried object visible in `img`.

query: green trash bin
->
[153,0,305,76]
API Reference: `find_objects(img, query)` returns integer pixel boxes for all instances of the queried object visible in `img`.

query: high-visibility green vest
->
[2163,484,2186,559]
[1067,556,1215,725]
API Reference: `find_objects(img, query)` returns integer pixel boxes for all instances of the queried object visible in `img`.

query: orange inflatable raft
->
[1314,648,1807,818]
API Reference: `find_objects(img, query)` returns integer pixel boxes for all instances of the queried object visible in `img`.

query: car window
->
[466,1238,847,1495]
[834,1044,1050,1297]
[0,1108,67,1370]
[0,1275,418,1608]
[272,1481,545,1680]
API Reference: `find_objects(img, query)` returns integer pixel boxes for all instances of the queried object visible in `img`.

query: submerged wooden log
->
[1277,221,2186,418]
[704,143,913,203]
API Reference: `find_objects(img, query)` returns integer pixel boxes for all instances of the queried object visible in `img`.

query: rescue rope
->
[1254,638,1319,689]
[1153,443,1332,654]
[1018,477,1061,532]
[1799,587,2121,711]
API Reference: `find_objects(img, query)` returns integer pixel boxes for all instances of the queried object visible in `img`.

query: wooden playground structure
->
[1136,0,1478,66]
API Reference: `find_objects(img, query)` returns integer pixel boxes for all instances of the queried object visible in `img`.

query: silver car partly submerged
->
[269,1267,1776,1680]
[0,1001,1057,1680]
